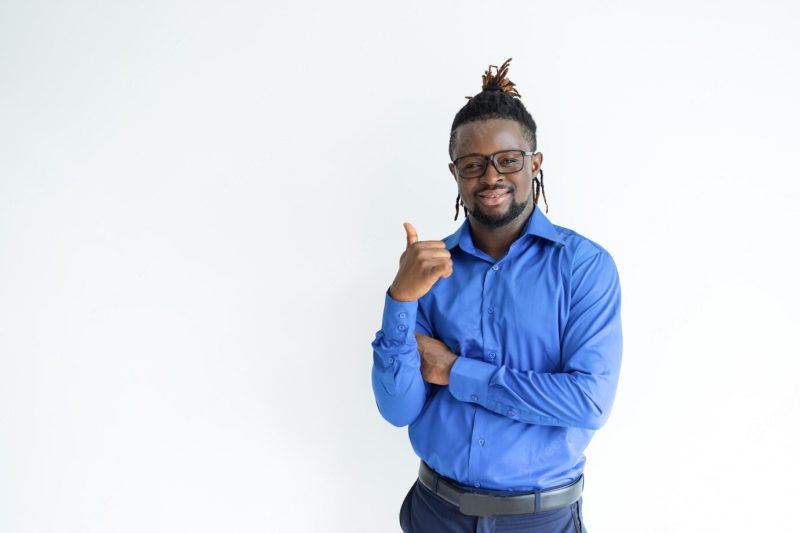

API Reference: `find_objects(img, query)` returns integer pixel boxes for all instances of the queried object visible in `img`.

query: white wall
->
[1,1,798,531]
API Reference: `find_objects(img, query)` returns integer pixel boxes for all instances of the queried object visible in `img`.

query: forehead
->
[452,118,527,157]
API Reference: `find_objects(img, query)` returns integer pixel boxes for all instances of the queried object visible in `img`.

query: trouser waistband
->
[417,460,584,517]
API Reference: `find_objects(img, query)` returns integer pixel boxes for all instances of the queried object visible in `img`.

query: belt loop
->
[534,490,541,513]
[432,473,439,494]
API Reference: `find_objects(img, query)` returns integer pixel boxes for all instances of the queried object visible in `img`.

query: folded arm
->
[447,250,623,430]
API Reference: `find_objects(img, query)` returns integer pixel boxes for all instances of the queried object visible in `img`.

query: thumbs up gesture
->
[389,223,453,302]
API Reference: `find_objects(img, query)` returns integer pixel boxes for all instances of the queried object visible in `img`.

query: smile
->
[476,189,511,206]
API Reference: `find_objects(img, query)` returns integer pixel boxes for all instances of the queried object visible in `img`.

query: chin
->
[469,199,529,229]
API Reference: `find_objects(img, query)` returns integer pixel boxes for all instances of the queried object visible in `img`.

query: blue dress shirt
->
[371,206,623,492]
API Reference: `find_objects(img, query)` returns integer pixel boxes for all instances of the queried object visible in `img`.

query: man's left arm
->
[427,250,622,430]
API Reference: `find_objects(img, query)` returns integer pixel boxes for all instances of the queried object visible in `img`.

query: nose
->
[479,160,505,185]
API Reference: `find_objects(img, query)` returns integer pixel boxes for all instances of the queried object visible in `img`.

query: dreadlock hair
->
[450,58,548,221]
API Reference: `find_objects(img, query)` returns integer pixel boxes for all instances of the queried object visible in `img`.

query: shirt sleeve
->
[448,250,623,430]
[371,289,434,427]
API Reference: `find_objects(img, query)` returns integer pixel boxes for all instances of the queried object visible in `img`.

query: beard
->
[467,193,530,229]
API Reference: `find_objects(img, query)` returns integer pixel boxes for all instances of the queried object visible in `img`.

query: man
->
[371,58,623,532]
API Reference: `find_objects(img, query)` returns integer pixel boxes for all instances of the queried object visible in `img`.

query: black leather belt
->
[417,460,584,517]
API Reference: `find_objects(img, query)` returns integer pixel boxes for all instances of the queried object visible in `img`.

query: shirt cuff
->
[380,288,418,344]
[448,356,495,404]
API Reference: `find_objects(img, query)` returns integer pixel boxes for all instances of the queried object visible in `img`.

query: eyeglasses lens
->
[456,150,525,178]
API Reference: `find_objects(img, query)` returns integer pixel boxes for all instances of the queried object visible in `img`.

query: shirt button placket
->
[470,264,498,486]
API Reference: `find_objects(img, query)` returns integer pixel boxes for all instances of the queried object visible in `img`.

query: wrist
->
[389,284,416,302]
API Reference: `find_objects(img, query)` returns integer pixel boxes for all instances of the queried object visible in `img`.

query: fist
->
[389,222,453,302]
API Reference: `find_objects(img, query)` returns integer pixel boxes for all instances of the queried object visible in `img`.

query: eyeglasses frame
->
[451,149,536,180]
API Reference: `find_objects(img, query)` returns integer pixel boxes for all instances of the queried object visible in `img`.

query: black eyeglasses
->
[452,149,534,179]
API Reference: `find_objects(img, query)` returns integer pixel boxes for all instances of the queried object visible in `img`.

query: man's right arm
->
[372,222,451,427]
[371,289,432,427]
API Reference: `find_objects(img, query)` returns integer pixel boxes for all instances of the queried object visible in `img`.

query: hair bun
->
[465,57,521,100]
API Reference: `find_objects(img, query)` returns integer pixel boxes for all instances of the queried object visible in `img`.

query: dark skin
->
[448,118,543,261]
[391,118,543,385]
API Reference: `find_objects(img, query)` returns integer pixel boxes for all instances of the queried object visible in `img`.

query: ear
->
[530,152,544,174]
[448,162,457,181]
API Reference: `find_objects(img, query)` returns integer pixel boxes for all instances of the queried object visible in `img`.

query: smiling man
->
[371,58,623,532]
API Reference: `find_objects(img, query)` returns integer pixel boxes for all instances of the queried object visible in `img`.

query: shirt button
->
[507,409,516,417]
[487,307,494,315]
[478,438,485,446]
[470,394,478,401]
[492,265,499,271]
[398,324,407,331]
[474,482,481,488]
[488,352,496,360]
[398,312,406,319]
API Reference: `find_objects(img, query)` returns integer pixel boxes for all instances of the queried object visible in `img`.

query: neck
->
[468,202,535,260]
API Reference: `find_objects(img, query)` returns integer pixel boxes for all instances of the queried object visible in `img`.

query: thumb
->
[403,222,418,249]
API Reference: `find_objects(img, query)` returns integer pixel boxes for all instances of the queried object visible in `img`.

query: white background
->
[1,1,799,531]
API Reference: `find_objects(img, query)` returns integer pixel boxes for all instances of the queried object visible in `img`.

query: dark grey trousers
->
[399,479,585,533]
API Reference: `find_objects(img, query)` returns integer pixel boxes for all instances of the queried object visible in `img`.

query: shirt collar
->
[443,204,565,252]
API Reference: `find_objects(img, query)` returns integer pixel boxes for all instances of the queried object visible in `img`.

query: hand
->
[389,223,453,302]
[416,333,458,385]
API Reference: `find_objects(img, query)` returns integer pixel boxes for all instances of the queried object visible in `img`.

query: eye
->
[500,158,519,166]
